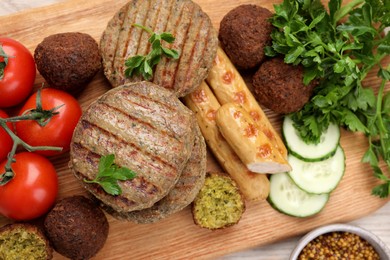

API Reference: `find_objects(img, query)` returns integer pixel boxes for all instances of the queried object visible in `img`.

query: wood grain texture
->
[0,0,389,259]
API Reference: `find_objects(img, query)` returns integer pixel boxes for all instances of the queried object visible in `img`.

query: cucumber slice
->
[282,116,340,162]
[268,172,329,217]
[288,146,345,194]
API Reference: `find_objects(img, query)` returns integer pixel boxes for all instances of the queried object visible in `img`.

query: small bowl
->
[289,223,390,259]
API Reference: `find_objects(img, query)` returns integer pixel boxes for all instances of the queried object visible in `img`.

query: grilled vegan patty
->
[70,81,197,212]
[106,124,207,223]
[100,0,218,97]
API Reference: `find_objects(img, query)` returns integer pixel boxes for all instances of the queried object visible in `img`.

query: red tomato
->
[15,88,82,156]
[0,152,58,220]
[0,38,36,108]
[0,110,13,162]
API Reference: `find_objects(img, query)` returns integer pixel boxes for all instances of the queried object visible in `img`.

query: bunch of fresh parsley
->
[124,24,179,80]
[265,0,390,197]
[84,154,137,196]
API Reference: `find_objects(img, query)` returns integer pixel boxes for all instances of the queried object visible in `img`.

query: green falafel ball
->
[192,172,245,230]
[0,223,53,260]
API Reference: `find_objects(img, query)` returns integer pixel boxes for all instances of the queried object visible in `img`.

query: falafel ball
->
[34,32,101,95]
[44,195,109,260]
[0,223,53,260]
[252,57,316,114]
[192,172,245,230]
[218,5,273,69]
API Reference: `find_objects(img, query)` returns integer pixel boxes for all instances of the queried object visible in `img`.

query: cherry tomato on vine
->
[0,152,58,220]
[15,88,82,156]
[0,38,36,108]
[0,110,13,162]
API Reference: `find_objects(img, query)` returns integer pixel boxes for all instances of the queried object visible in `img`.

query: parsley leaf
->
[372,183,390,198]
[84,154,137,196]
[124,24,180,80]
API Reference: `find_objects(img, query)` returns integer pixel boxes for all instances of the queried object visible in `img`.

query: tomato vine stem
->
[0,90,63,185]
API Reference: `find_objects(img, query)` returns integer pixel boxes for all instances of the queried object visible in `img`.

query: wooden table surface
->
[1,1,389,259]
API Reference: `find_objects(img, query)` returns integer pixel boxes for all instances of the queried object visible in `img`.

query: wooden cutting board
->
[0,0,389,259]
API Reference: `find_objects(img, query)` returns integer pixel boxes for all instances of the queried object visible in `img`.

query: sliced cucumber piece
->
[268,172,329,217]
[288,146,345,194]
[282,116,340,162]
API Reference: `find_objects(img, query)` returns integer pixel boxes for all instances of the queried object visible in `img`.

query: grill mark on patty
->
[147,0,166,55]
[114,87,178,113]
[183,19,207,96]
[100,89,195,139]
[115,0,147,85]
[137,0,160,56]
[203,23,215,61]
[153,0,186,89]
[78,119,178,175]
[110,1,133,81]
[93,184,138,208]
[163,1,194,92]
[96,185,139,208]
[173,6,202,96]
[162,0,175,33]
[71,140,171,211]
[87,175,159,199]
[124,0,145,56]
[99,101,176,138]
[87,102,187,161]
[97,82,196,148]
[134,0,152,57]
[113,95,196,140]
[101,3,127,84]
[129,176,159,195]
[152,0,176,81]
[164,1,190,90]
[71,142,100,175]
[80,175,140,208]
[113,125,206,223]
[72,141,161,197]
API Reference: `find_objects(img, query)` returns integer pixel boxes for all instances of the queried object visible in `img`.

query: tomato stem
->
[0,89,63,185]
[0,44,9,80]
[0,126,18,185]
[0,119,62,185]
[5,108,61,125]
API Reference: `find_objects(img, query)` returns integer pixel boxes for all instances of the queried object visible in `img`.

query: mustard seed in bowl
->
[289,224,390,260]
[298,232,379,260]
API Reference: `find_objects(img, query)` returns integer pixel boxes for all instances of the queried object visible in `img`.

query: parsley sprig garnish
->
[124,24,180,80]
[266,0,390,197]
[84,154,137,196]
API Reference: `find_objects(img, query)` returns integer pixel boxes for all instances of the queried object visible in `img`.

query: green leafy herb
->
[124,24,180,80]
[84,154,137,195]
[267,0,390,197]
